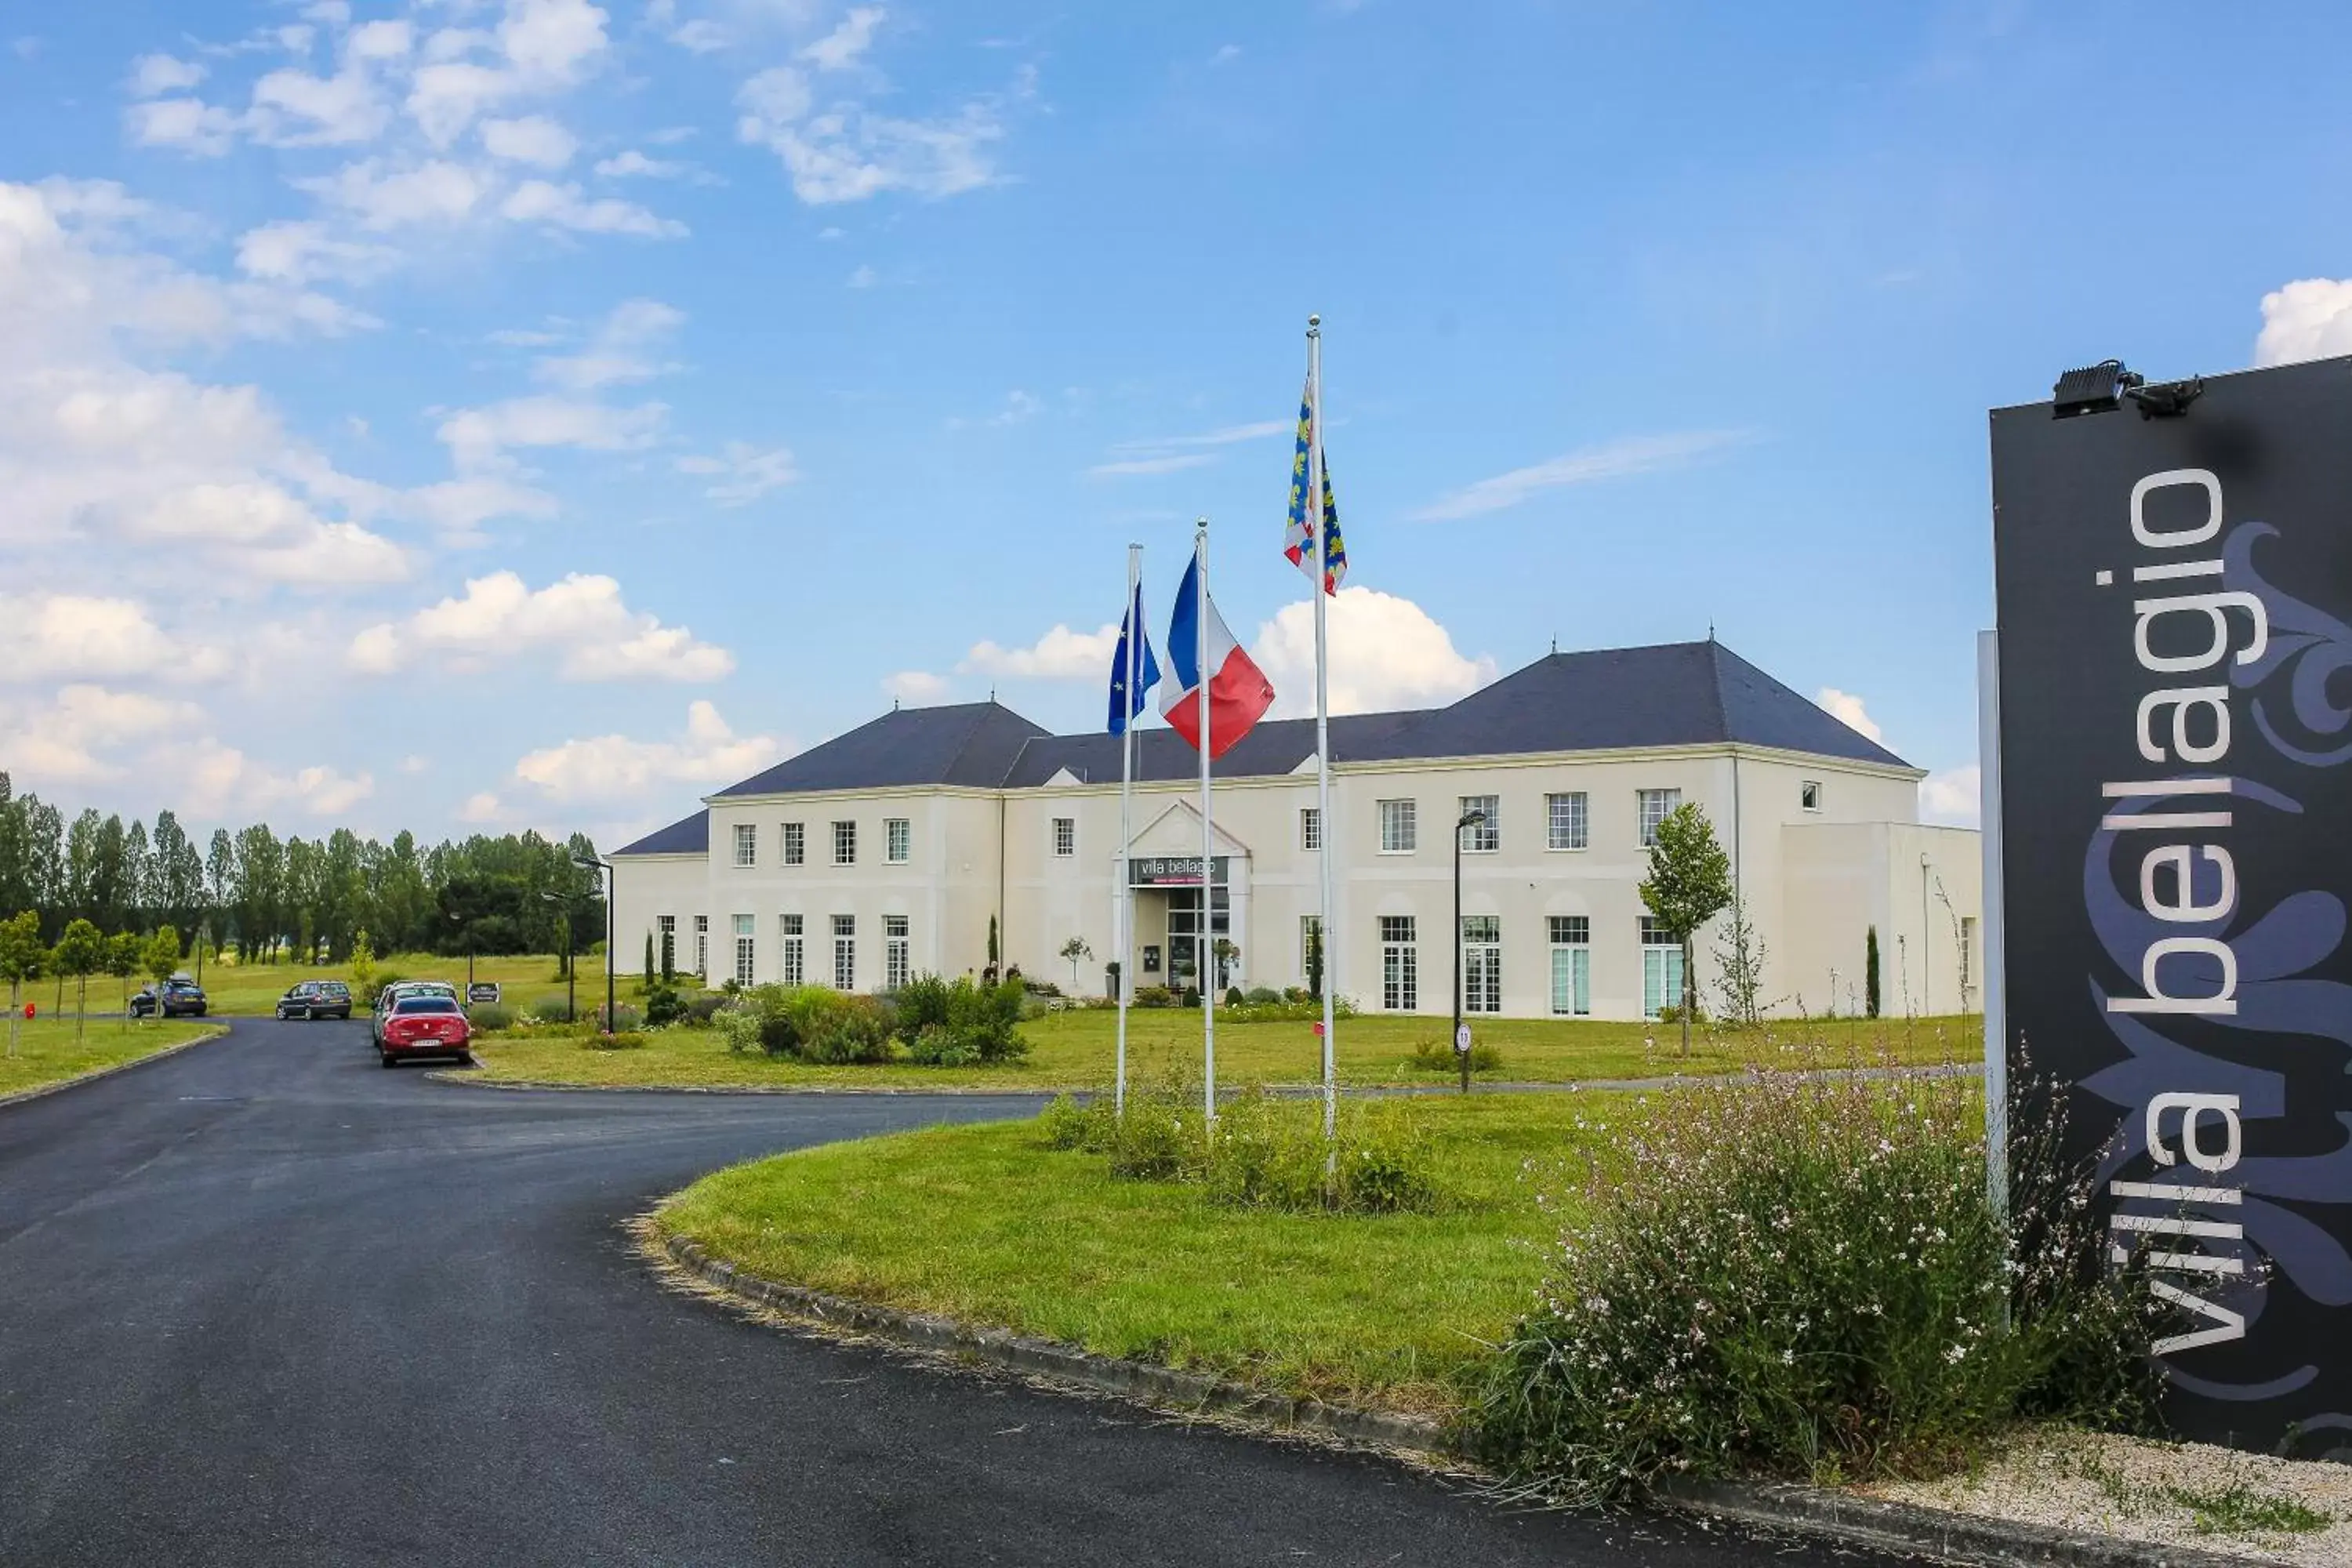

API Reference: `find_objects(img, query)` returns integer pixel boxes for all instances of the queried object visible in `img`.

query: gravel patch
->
[1863,1427,2350,1566]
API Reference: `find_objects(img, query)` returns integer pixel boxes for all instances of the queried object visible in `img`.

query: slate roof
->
[614,808,710,857]
[648,642,1907,824]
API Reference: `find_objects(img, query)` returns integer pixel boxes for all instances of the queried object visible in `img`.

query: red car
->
[379,995,474,1069]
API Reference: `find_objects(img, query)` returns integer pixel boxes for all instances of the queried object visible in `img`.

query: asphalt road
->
[0,1021,1929,1567]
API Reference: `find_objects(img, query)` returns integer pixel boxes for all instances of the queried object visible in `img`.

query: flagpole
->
[1196,517,1216,1125]
[1116,543,1141,1118]
[1308,314,1337,1143]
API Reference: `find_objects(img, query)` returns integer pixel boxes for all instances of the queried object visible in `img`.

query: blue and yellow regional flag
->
[1282,383,1347,595]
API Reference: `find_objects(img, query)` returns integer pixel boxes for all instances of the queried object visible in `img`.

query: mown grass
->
[157,953,608,1017]
[0,1017,226,1098]
[477,1006,1979,1092]
[655,1091,1619,1417]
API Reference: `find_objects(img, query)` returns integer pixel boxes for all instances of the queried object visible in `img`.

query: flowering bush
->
[1472,1059,2163,1500]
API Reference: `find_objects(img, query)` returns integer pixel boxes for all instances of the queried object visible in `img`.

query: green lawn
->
[655,1091,1619,1417]
[154,952,609,1017]
[475,1007,1981,1092]
[0,1017,225,1099]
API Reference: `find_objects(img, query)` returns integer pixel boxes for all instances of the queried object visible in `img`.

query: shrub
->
[784,988,894,1064]
[467,1002,515,1033]
[1223,985,1246,1008]
[641,980,687,1028]
[893,975,1029,1065]
[714,1003,762,1055]
[684,992,728,1026]
[1132,985,1174,1009]
[1409,1037,1503,1074]
[583,1031,648,1051]
[368,973,406,1007]
[1105,1092,1199,1180]
[525,999,577,1025]
[1218,995,1361,1025]
[895,973,953,1038]
[1243,985,1281,1006]
[1038,1092,1115,1151]
[596,1003,642,1033]
[1471,1059,2165,1502]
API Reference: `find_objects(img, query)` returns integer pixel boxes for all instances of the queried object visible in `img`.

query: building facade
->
[612,641,1981,1022]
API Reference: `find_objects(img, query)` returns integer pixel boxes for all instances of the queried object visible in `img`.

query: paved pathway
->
[0,1019,1930,1566]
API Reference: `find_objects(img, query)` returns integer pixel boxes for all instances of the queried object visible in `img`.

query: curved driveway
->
[0,1021,1923,1566]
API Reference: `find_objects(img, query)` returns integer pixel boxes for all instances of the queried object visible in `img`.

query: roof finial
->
[1550,633,1558,656]
[1708,620,1716,642]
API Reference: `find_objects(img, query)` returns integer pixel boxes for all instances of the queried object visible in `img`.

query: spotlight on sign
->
[2051,359,2203,420]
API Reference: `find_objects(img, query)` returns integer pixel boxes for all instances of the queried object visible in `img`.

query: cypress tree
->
[1865,925,1882,1019]
[644,931,655,982]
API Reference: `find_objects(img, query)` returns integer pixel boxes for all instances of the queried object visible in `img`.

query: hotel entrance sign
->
[1130,855,1229,887]
[1990,355,2352,1457]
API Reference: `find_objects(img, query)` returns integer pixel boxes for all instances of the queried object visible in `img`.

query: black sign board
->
[1129,855,1229,887]
[466,982,502,1006]
[1991,355,2352,1457]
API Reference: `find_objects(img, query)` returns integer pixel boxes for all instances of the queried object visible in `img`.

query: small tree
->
[1711,898,1769,1028]
[987,916,1000,971]
[1058,935,1091,990]
[1305,920,1325,1002]
[143,926,183,1011]
[644,931,655,982]
[0,911,44,1059]
[1638,802,1733,1057]
[53,918,107,1044]
[106,932,143,1027]
[350,928,378,1004]
[1865,925,1882,1019]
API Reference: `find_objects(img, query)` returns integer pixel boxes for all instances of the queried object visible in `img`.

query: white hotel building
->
[612,641,1982,1022]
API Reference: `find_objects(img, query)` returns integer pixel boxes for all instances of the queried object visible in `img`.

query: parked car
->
[276,980,353,1021]
[129,979,208,1018]
[372,981,459,1045]
[379,995,473,1068]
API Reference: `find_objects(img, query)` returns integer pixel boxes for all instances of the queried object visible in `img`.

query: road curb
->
[429,1072,1055,1097]
[657,1230,2259,1568]
[0,1024,230,1112]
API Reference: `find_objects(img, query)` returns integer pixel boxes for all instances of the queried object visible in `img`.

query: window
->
[782,822,805,866]
[1458,795,1499,852]
[656,914,675,975]
[1380,915,1418,1011]
[1548,916,1592,1017]
[1638,788,1683,848]
[732,822,757,868]
[1801,780,1823,812]
[779,915,805,986]
[1299,808,1321,852]
[732,913,755,986]
[1377,799,1417,854]
[693,914,709,978]
[1052,817,1076,858]
[1299,914,1323,986]
[884,914,910,989]
[1546,792,1588,851]
[886,818,911,863]
[831,914,855,989]
[832,820,857,865]
[1461,914,1501,1013]
[1640,915,1685,1021]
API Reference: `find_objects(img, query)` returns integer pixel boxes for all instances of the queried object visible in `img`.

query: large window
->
[1640,915,1684,1021]
[779,914,804,985]
[831,914,855,989]
[693,915,709,978]
[886,818,911,863]
[656,914,675,975]
[884,914,910,989]
[731,913,755,986]
[1299,808,1321,851]
[1548,915,1591,1017]
[1546,792,1588,851]
[731,822,757,868]
[1461,914,1501,1013]
[1380,915,1417,1011]
[1638,788,1682,848]
[782,822,805,866]
[1377,799,1417,854]
[1458,796,1499,853]
[832,820,857,865]
[1052,817,1076,858]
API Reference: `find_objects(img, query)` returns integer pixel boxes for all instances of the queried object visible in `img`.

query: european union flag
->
[1107,581,1162,735]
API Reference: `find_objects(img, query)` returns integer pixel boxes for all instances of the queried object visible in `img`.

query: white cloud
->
[510,699,781,804]
[299,158,490,229]
[949,389,1041,430]
[1250,587,1496,717]
[0,684,371,817]
[2254,278,2352,368]
[126,97,244,157]
[436,394,666,470]
[1087,452,1215,478]
[1082,417,1287,477]
[1412,430,1750,521]
[481,114,579,167]
[234,219,394,285]
[1814,686,1885,745]
[675,441,798,506]
[349,571,734,681]
[347,19,414,61]
[405,0,611,145]
[958,623,1116,681]
[500,179,687,237]
[1921,764,1981,829]
[129,54,207,97]
[529,296,685,390]
[400,753,431,775]
[667,19,731,53]
[594,149,691,179]
[1111,418,1289,452]
[251,60,391,146]
[735,64,1005,204]
[459,790,505,822]
[0,596,229,685]
[800,6,885,71]
[846,263,877,289]
[882,670,949,703]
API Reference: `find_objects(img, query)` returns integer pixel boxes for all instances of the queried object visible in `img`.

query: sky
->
[6,1,2352,851]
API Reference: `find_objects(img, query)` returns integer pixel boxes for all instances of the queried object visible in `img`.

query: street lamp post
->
[572,852,614,1032]
[1452,808,1486,1095]
[539,890,576,1022]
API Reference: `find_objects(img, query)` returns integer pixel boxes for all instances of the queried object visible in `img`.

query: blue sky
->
[5,1,2351,848]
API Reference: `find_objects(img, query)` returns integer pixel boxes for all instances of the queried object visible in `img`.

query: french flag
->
[1163,552,1276,758]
